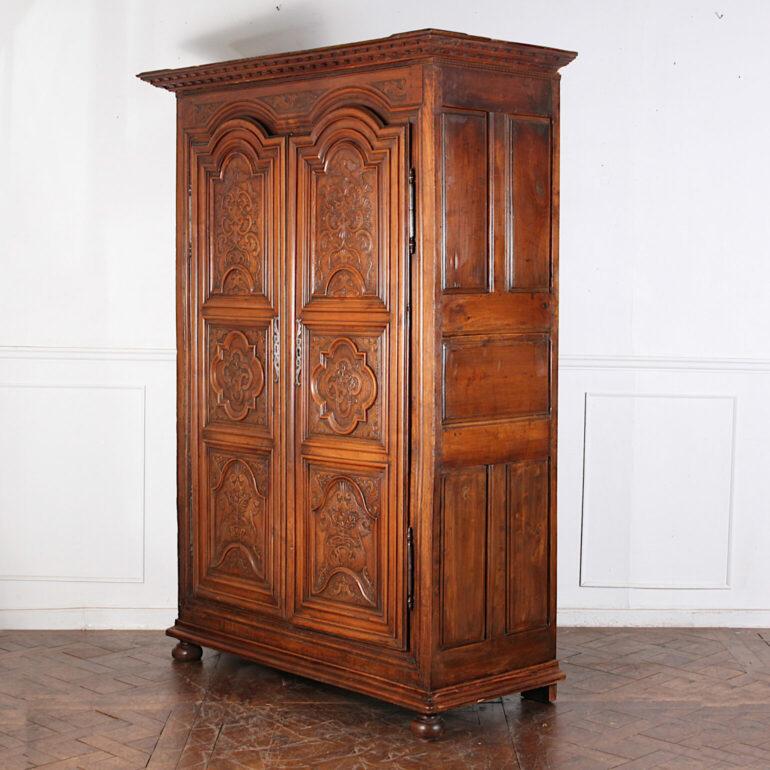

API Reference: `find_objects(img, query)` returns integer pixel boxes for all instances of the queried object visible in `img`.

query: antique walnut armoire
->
[139,29,575,738]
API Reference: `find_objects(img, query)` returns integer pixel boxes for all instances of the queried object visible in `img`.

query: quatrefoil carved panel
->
[211,330,265,421]
[310,337,377,435]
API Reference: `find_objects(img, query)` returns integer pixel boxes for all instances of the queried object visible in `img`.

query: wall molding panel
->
[0,382,147,583]
[0,346,176,362]
[0,347,177,629]
[578,392,736,591]
[560,353,770,373]
[3,343,769,628]
[558,355,770,625]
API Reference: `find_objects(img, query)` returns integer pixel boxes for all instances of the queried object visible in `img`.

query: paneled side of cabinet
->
[432,65,558,686]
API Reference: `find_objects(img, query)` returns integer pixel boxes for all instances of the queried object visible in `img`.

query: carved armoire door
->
[289,107,409,649]
[189,117,285,616]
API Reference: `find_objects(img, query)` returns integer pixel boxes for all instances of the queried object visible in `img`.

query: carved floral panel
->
[307,465,383,608]
[208,452,269,583]
[211,152,266,296]
[313,144,379,298]
[208,326,268,428]
[308,333,381,441]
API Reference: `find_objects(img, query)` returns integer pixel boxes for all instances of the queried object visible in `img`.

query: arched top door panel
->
[291,107,407,309]
[192,118,284,306]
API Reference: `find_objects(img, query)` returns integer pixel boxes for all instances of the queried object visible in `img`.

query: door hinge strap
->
[272,316,280,383]
[408,168,416,256]
[295,319,303,387]
[407,526,415,610]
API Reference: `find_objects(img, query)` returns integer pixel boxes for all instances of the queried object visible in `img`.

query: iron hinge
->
[406,526,415,611]
[408,168,416,256]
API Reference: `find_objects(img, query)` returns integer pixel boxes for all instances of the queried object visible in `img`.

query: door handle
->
[272,316,280,383]
[295,320,303,387]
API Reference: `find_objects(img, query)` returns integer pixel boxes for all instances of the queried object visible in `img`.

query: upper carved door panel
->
[194,118,284,307]
[292,107,405,309]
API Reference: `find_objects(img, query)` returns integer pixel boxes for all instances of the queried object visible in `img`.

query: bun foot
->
[411,714,444,740]
[172,641,203,662]
[521,683,557,703]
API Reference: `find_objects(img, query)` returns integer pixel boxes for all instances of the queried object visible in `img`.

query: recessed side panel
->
[508,119,552,290]
[441,112,489,292]
[440,467,488,648]
[442,335,549,424]
[506,460,550,633]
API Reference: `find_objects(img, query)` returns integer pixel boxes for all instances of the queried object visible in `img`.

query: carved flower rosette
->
[310,337,377,435]
[211,330,265,421]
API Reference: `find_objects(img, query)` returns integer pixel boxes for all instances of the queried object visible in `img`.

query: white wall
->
[2,0,769,628]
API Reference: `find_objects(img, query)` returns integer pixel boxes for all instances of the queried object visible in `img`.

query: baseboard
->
[4,607,767,630]
[558,608,770,627]
[0,607,177,629]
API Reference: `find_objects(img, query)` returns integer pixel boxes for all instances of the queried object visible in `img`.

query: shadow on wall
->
[178,2,331,62]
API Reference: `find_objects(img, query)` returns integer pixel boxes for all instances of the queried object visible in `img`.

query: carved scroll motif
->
[310,470,381,607]
[314,145,378,297]
[209,455,268,581]
[212,153,264,295]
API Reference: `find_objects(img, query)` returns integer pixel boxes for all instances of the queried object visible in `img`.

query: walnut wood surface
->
[140,29,575,731]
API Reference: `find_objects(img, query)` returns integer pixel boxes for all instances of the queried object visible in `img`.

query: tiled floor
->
[1,628,769,768]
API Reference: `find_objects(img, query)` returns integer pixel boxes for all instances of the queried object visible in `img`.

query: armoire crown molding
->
[137,29,577,94]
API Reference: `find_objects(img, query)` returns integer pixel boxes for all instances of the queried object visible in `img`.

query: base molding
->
[167,622,563,714]
[0,607,176,630]
[558,608,770,627]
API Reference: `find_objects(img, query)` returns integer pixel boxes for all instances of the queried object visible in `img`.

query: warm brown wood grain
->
[440,467,488,648]
[441,112,489,292]
[507,460,550,634]
[139,28,575,735]
[442,335,549,423]
[510,119,552,289]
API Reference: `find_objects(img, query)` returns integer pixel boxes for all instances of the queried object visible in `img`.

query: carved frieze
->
[372,77,408,102]
[259,89,324,113]
[190,100,227,124]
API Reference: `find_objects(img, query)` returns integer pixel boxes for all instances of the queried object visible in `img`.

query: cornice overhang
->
[137,28,577,94]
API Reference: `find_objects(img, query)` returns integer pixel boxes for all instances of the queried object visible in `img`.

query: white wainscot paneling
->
[580,393,735,590]
[0,348,177,629]
[0,384,145,582]
[557,357,770,627]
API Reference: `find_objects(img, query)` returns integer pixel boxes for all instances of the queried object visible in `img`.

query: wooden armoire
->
[139,29,575,738]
